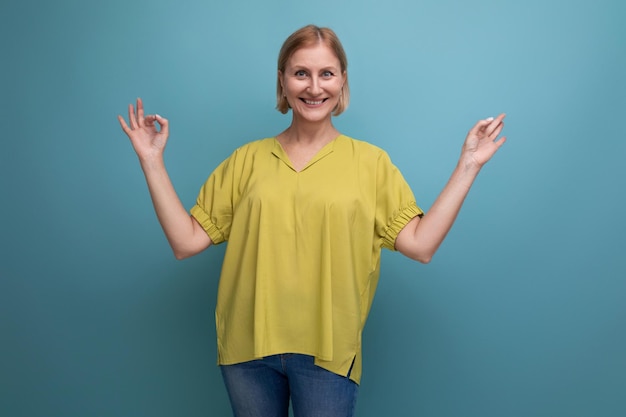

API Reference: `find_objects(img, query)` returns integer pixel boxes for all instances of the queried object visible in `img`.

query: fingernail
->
[155,114,161,118]
[486,117,494,121]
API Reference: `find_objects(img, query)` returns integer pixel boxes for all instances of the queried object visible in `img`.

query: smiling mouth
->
[300,98,327,105]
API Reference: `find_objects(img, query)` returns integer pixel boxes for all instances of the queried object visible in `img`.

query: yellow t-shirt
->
[190,135,423,384]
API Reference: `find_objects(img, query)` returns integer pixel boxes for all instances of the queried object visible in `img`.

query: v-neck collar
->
[271,135,342,173]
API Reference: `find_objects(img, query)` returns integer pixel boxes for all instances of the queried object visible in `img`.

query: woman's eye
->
[295,70,307,77]
[322,71,334,78]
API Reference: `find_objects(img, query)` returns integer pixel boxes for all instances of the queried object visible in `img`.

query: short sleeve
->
[190,152,238,245]
[374,151,424,251]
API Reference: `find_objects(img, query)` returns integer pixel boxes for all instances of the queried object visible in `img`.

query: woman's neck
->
[278,117,340,146]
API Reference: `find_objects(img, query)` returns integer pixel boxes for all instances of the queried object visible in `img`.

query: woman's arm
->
[395,114,506,263]
[118,98,212,260]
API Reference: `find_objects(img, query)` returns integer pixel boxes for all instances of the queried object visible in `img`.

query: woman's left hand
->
[461,114,507,169]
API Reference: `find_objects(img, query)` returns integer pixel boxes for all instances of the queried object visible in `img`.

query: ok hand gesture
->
[118,98,169,163]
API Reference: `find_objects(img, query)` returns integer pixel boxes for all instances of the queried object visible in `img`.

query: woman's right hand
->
[118,98,169,163]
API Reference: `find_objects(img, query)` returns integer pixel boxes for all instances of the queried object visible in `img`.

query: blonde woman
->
[118,24,506,417]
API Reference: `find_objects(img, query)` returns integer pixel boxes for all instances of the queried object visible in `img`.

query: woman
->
[118,25,505,417]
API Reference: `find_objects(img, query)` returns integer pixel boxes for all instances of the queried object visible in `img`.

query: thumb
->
[154,114,169,137]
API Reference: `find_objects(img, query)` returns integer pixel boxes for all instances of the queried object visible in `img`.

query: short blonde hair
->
[276,25,350,116]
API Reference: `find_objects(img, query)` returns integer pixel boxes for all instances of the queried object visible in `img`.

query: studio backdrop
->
[1,0,625,416]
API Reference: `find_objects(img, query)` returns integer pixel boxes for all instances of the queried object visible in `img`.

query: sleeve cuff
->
[382,202,424,251]
[190,204,226,245]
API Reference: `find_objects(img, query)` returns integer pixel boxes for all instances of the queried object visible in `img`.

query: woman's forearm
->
[140,157,212,259]
[400,161,480,263]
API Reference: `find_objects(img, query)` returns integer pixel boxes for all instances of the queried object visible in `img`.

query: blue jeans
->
[220,354,359,417]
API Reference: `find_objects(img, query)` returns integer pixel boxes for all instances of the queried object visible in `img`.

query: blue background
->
[2,0,625,416]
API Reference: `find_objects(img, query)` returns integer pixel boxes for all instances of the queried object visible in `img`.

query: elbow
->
[170,233,212,260]
[400,249,433,264]
[409,242,438,264]
[397,242,434,264]
[172,247,195,261]
[173,250,190,261]
[419,256,432,264]
[408,247,434,264]
[172,241,209,260]
[414,253,433,264]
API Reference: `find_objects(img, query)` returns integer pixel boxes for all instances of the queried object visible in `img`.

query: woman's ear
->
[278,71,284,93]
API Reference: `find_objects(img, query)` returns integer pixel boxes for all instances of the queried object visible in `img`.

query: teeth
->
[304,99,324,105]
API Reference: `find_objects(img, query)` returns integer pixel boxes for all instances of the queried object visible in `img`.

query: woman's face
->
[280,43,345,124]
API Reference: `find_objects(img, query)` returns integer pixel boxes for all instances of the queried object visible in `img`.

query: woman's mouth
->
[300,98,327,105]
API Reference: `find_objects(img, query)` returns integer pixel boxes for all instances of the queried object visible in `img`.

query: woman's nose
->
[307,76,322,94]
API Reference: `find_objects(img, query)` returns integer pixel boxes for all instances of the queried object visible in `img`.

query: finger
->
[128,103,138,129]
[154,114,169,137]
[117,115,131,135]
[484,113,506,137]
[137,97,145,125]
[468,118,493,136]
[488,122,504,141]
[494,136,507,148]
[144,114,157,126]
